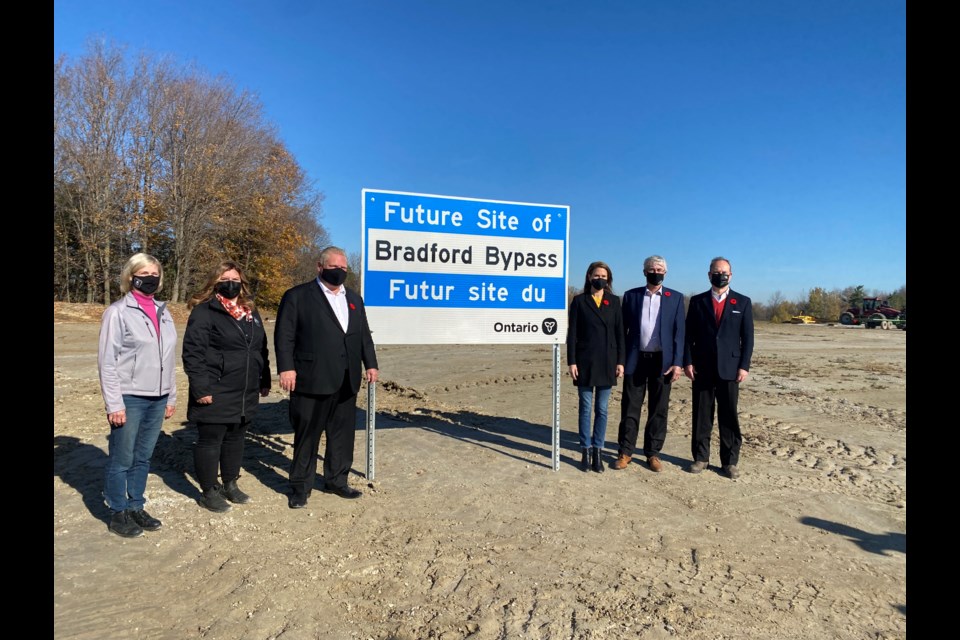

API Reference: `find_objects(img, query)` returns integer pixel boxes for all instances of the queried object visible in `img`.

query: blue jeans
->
[577,386,611,450]
[103,394,167,512]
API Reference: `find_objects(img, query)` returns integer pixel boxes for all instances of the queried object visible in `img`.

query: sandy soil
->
[54,310,906,640]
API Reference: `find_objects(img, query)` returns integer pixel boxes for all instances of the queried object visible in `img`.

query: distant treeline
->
[752,285,906,323]
[567,284,906,323]
[54,40,328,308]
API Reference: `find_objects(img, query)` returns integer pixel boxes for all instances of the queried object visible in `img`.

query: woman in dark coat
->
[182,261,271,512]
[566,261,625,472]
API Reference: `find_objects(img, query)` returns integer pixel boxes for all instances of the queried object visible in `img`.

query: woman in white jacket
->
[97,253,178,538]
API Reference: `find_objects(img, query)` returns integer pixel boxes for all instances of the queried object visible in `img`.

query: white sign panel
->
[361,189,570,344]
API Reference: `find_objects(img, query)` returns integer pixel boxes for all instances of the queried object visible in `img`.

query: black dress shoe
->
[322,485,362,499]
[288,494,308,509]
[129,508,162,531]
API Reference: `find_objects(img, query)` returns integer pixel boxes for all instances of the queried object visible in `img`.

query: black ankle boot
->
[222,478,250,504]
[197,485,232,513]
[581,448,590,472]
[591,447,605,473]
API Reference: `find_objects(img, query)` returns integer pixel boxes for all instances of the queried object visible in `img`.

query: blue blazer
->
[622,286,685,376]
[683,288,754,380]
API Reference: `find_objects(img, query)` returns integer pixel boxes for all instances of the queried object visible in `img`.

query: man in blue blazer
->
[612,255,685,473]
[683,256,754,479]
[275,246,379,508]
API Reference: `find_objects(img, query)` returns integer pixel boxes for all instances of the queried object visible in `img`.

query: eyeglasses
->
[710,271,730,277]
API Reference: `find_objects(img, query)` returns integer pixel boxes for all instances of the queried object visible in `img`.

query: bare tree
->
[54,42,139,303]
[54,40,329,305]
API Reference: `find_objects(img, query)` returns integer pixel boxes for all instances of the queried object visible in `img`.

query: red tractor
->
[838,297,903,327]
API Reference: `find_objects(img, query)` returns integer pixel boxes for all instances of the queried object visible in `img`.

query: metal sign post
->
[552,344,561,471]
[366,381,376,481]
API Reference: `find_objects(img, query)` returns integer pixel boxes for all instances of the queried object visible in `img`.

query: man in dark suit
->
[275,246,379,508]
[683,256,754,479]
[612,255,685,473]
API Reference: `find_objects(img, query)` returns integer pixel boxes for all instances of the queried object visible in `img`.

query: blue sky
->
[54,0,905,304]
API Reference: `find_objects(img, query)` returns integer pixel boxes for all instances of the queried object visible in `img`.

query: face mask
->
[710,273,730,288]
[322,268,348,287]
[215,280,242,299]
[131,275,160,295]
[645,272,665,286]
[590,278,607,291]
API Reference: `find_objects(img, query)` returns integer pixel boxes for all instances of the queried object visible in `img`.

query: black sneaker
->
[109,510,144,538]
[221,479,250,504]
[129,509,162,531]
[197,485,232,513]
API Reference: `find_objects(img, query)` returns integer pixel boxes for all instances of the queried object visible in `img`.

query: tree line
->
[54,41,328,308]
[755,284,906,323]
[567,283,906,323]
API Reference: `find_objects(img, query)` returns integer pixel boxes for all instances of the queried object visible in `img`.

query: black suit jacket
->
[683,288,754,381]
[566,291,625,388]
[274,279,378,396]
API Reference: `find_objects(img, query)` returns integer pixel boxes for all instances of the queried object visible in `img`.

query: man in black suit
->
[275,246,379,507]
[683,256,754,479]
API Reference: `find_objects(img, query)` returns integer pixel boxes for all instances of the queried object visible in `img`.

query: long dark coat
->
[182,297,271,423]
[566,291,625,388]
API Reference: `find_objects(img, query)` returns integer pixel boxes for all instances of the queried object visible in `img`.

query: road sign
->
[362,188,569,344]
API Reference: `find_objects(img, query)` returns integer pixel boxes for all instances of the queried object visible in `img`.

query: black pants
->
[194,419,249,491]
[691,375,742,466]
[617,352,673,458]
[288,371,357,498]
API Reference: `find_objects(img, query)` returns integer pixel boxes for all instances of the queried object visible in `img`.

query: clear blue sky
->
[54,0,905,304]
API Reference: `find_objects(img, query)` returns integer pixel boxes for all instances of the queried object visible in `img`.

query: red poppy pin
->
[729,298,737,305]
[602,299,609,306]
[349,303,356,310]
[664,291,671,297]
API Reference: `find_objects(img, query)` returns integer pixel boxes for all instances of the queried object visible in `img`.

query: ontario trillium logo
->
[541,318,557,335]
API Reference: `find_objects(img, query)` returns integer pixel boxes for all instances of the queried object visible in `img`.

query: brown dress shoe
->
[647,456,662,472]
[612,454,631,470]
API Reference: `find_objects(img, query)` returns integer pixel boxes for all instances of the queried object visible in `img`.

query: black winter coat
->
[566,291,625,388]
[182,298,271,424]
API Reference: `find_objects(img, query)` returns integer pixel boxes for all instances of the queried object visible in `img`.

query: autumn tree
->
[803,287,844,322]
[54,39,328,305]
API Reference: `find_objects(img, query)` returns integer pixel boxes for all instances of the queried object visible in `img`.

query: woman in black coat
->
[182,261,271,512]
[566,261,625,472]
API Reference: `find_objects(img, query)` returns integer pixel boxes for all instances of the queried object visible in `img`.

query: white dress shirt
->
[640,287,663,352]
[318,278,349,332]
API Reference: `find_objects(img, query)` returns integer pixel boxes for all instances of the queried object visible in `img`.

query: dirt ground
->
[53,307,906,640]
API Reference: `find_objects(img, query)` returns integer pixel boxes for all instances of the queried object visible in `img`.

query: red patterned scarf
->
[216,293,253,321]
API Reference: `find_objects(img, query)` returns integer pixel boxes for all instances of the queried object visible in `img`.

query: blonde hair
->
[119,253,163,294]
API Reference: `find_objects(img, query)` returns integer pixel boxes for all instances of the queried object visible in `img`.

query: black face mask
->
[215,280,242,299]
[590,278,607,291]
[710,273,730,288]
[321,268,348,287]
[645,272,665,286]
[131,275,160,295]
